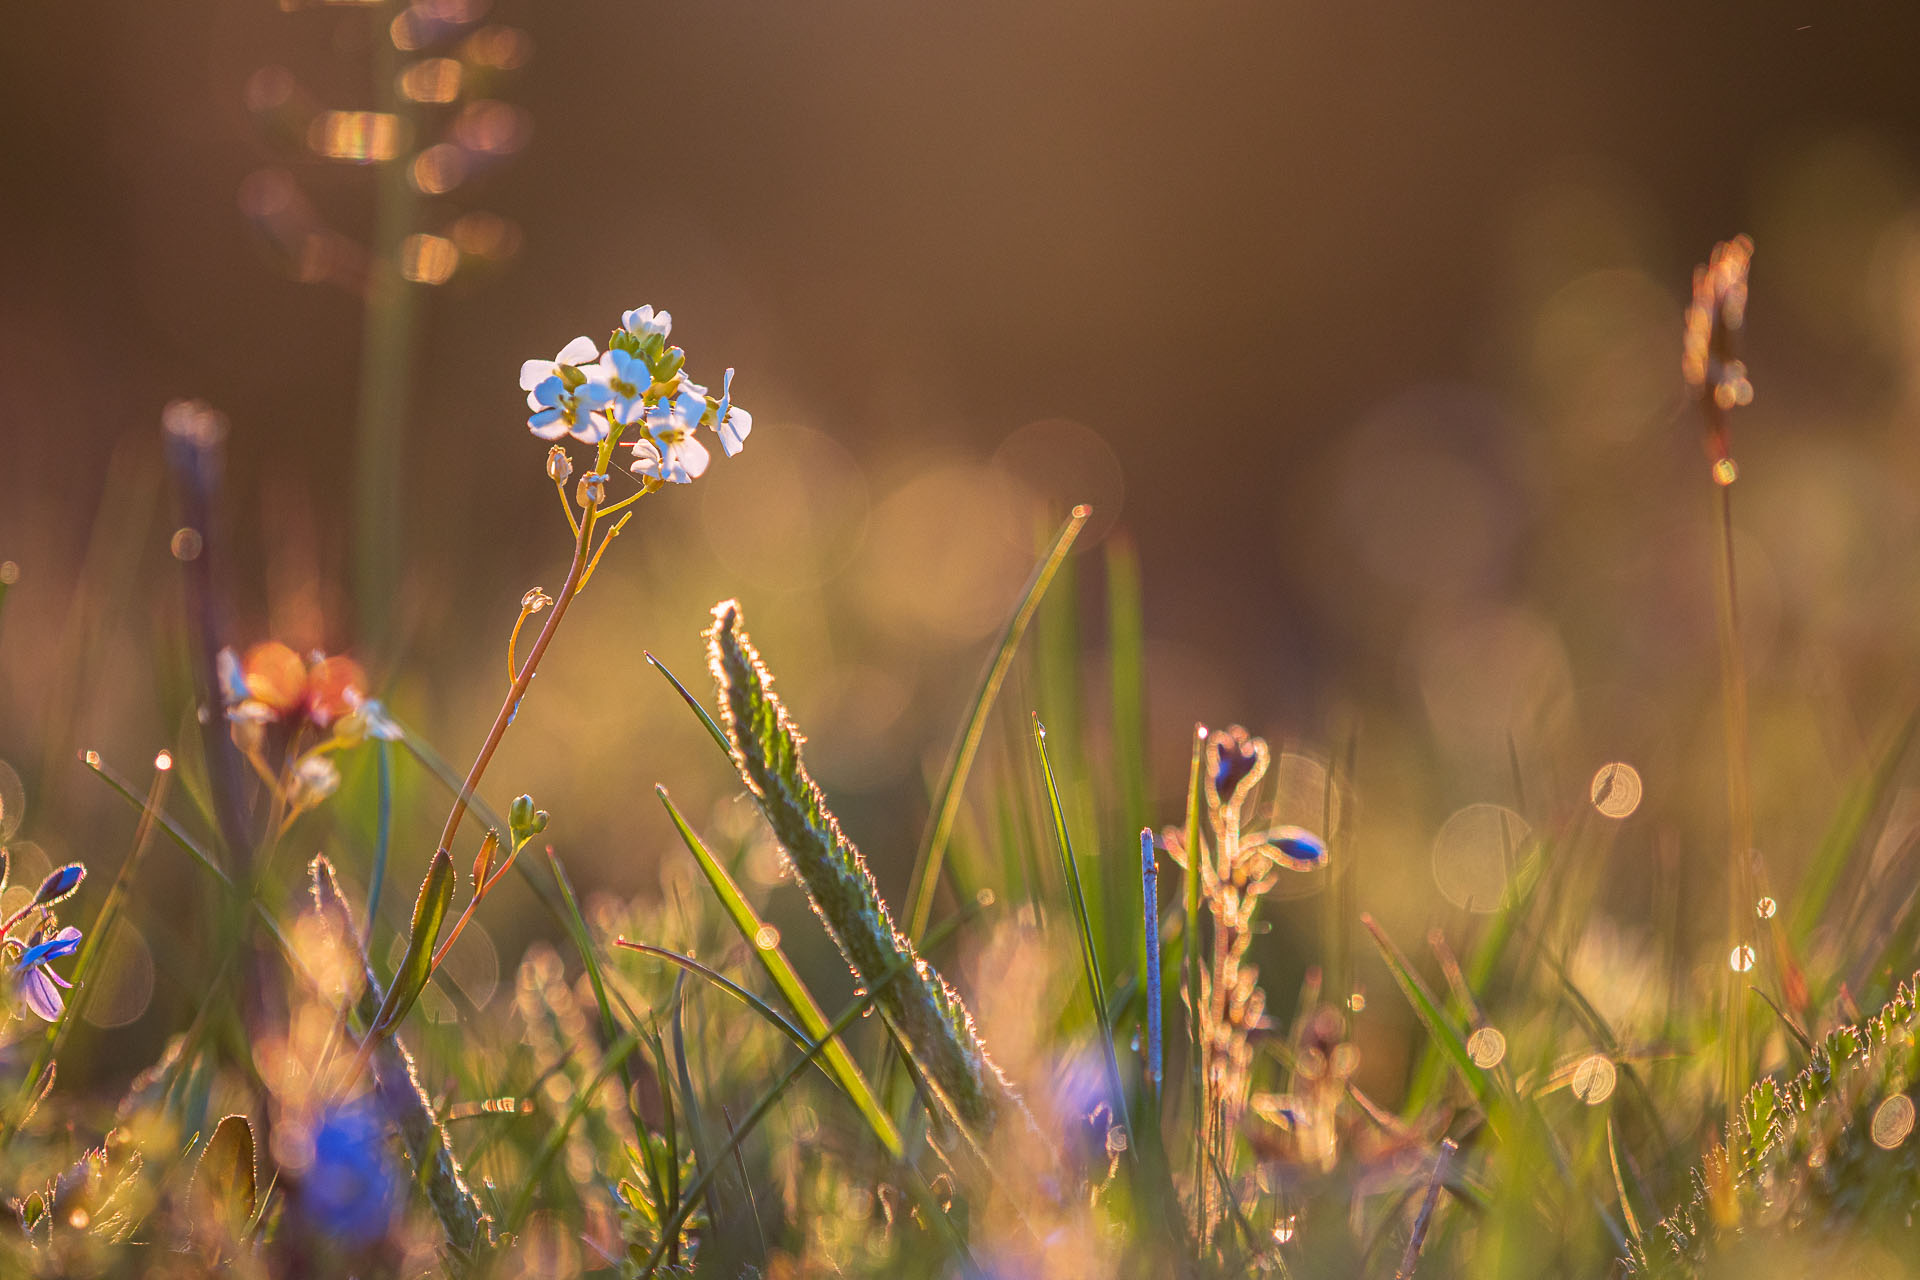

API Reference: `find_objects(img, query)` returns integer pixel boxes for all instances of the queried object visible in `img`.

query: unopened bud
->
[509,794,537,842]
[546,445,573,484]
[577,472,608,508]
[473,828,499,888]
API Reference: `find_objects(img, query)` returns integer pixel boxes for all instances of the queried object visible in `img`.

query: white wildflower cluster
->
[518,305,753,484]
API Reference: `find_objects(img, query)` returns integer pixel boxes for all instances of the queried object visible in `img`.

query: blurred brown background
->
[5,1,1920,1039]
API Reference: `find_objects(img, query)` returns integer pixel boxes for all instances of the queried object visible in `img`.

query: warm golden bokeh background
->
[5,1,1920,1077]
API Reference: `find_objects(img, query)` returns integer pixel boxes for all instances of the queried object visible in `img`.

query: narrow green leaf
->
[373,849,456,1035]
[1107,536,1149,844]
[656,787,903,1159]
[903,505,1088,940]
[1034,716,1132,1157]
[645,650,732,757]
[1361,913,1495,1116]
[1793,703,1919,942]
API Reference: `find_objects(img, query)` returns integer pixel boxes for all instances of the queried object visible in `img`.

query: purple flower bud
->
[31,864,84,908]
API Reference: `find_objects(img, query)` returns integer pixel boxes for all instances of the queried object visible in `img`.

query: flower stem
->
[433,492,601,863]
[1713,477,1754,1127]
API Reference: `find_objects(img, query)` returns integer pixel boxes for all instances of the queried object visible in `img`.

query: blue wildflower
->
[1207,727,1267,808]
[1246,825,1329,872]
[302,1100,399,1248]
[13,925,81,1022]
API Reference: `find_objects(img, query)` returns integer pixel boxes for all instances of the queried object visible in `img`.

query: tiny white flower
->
[289,754,341,805]
[526,370,615,443]
[630,380,711,483]
[621,306,671,342]
[713,367,753,457]
[518,335,599,401]
[596,348,654,427]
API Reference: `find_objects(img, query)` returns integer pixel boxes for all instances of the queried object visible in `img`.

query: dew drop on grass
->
[753,924,780,950]
[1346,991,1366,1013]
[0,560,17,585]
[1730,945,1756,972]
[81,750,100,769]
[169,527,203,561]
[1756,897,1777,920]
[1712,458,1740,486]
[1273,1216,1297,1245]
[154,750,173,772]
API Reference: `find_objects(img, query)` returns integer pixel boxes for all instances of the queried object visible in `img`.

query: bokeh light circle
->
[1871,1094,1915,1149]
[1588,762,1642,818]
[1571,1054,1617,1106]
[0,760,23,841]
[1467,1026,1507,1069]
[1432,804,1531,913]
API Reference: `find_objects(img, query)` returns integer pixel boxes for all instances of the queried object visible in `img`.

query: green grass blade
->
[1034,715,1132,1156]
[1361,913,1495,1117]
[645,650,732,758]
[616,942,812,1052]
[638,960,934,1278]
[1107,536,1149,845]
[1791,703,1919,943]
[903,505,1089,941]
[367,738,393,939]
[656,786,903,1159]
[505,1029,645,1234]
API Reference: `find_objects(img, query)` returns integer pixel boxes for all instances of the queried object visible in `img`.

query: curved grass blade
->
[637,961,965,1278]
[1361,913,1495,1117]
[616,942,811,1053]
[645,651,731,757]
[1793,703,1918,942]
[903,505,1089,941]
[505,1029,644,1234]
[1034,715,1132,1158]
[656,786,902,1159]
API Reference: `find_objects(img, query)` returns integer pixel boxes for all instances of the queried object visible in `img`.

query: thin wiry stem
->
[1714,478,1754,1126]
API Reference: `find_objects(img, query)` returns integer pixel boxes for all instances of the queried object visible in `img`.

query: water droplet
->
[169,527,203,561]
[1272,1216,1297,1245]
[1467,1025,1507,1069]
[1712,458,1740,486]
[1346,991,1366,1013]
[975,887,995,907]
[1730,944,1756,973]
[1104,1125,1128,1155]
[1571,1054,1617,1106]
[1756,897,1777,920]
[82,750,101,769]
[1129,1032,1140,1052]
[521,588,553,613]
[753,924,780,951]
[0,561,18,585]
[153,750,173,772]
[1588,762,1643,819]
[1871,1094,1915,1149]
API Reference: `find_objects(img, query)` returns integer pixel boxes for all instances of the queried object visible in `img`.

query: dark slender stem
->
[1395,1138,1456,1280]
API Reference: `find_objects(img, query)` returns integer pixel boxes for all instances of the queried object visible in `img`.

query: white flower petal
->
[519,359,554,391]
[528,409,571,440]
[670,435,710,481]
[556,335,599,366]
[719,406,752,456]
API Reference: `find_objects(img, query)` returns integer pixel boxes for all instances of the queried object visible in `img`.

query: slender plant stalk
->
[1395,1138,1457,1280]
[433,491,600,864]
[1713,463,1754,1124]
[1141,827,1163,1107]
